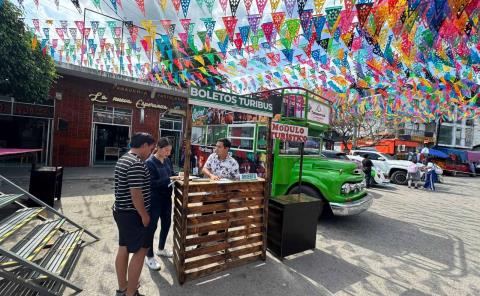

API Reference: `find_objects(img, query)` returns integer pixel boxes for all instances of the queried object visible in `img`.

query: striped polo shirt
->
[113,152,151,212]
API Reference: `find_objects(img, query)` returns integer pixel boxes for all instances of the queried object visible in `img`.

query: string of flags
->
[19,0,480,123]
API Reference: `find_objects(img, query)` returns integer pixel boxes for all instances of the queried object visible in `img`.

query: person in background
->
[407,159,421,189]
[362,154,373,188]
[144,138,179,270]
[423,161,437,191]
[407,151,414,161]
[113,132,155,296]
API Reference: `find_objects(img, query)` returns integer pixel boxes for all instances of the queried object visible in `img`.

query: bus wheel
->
[288,185,326,218]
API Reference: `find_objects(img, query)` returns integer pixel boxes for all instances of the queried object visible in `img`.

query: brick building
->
[0,64,187,167]
[50,63,187,167]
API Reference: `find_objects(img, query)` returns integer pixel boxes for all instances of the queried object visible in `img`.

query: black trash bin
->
[28,166,63,207]
[267,194,322,258]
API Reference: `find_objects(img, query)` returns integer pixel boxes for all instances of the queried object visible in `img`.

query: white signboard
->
[271,122,308,142]
[307,99,331,125]
[189,87,273,117]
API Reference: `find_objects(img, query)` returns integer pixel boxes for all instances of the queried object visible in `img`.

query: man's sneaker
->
[145,257,161,270]
[156,249,173,258]
[115,289,126,296]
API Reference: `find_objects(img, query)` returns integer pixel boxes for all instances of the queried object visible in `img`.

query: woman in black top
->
[144,138,178,270]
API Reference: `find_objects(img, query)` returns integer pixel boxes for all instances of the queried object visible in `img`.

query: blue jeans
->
[146,198,172,258]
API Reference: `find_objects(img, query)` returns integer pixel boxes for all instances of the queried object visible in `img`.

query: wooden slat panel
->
[187,212,229,225]
[229,235,263,249]
[173,212,182,229]
[188,192,237,203]
[185,253,225,270]
[179,181,265,194]
[185,226,262,246]
[188,191,264,203]
[186,208,263,225]
[229,216,263,229]
[228,245,263,260]
[186,216,263,235]
[173,235,181,253]
[174,195,182,208]
[187,198,264,215]
[225,198,264,211]
[185,254,262,281]
[173,224,182,240]
[187,221,228,235]
[173,178,267,284]
[185,242,229,259]
[185,263,227,281]
[187,202,227,215]
[174,186,183,197]
[185,232,227,246]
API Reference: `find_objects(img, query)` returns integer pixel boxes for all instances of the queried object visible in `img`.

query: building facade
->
[50,64,187,167]
[437,105,476,149]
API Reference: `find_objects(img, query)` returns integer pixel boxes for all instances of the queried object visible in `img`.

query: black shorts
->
[113,210,150,253]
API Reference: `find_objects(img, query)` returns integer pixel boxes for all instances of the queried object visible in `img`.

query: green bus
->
[189,88,371,216]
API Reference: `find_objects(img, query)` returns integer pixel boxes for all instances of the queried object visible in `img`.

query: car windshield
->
[379,153,394,160]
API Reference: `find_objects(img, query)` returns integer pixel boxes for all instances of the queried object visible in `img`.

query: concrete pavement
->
[6,173,480,295]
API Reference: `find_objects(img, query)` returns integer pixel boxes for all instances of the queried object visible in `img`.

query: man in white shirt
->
[202,138,240,180]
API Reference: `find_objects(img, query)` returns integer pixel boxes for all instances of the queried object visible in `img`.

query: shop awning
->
[428,149,449,159]
[436,147,468,162]
[467,151,480,162]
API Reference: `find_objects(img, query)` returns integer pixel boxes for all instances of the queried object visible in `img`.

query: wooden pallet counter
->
[173,179,268,284]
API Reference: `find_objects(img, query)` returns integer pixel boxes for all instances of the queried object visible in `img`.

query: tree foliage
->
[0,1,56,103]
[330,106,393,151]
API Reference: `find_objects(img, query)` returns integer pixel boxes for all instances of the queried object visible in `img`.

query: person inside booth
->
[202,138,240,180]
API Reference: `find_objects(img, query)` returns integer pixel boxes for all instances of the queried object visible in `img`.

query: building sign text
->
[88,92,168,111]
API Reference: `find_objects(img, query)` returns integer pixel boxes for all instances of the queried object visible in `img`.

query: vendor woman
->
[202,138,240,180]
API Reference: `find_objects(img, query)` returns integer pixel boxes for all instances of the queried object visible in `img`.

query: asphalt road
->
[6,174,479,295]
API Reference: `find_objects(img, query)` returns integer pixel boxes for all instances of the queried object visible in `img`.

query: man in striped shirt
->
[113,132,155,296]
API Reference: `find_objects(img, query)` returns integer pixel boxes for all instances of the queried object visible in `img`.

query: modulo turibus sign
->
[189,87,273,117]
[271,122,309,142]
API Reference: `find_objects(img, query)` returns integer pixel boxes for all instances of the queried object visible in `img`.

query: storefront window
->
[174,121,182,131]
[113,114,132,125]
[455,127,462,146]
[160,120,173,130]
[228,124,255,151]
[92,105,132,125]
[438,125,453,145]
[465,127,473,147]
[94,105,113,112]
[257,126,268,150]
[279,137,321,155]
[192,126,206,145]
[207,125,227,146]
[93,111,114,124]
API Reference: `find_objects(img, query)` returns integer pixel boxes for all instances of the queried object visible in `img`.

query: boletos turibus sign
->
[189,87,273,117]
[271,122,308,142]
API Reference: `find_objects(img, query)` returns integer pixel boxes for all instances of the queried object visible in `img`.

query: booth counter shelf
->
[172,178,268,284]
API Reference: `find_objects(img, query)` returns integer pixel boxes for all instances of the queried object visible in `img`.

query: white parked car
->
[347,154,390,185]
[349,150,413,185]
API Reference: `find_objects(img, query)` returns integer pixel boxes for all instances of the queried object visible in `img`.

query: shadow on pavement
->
[284,249,369,293]
[318,213,467,279]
